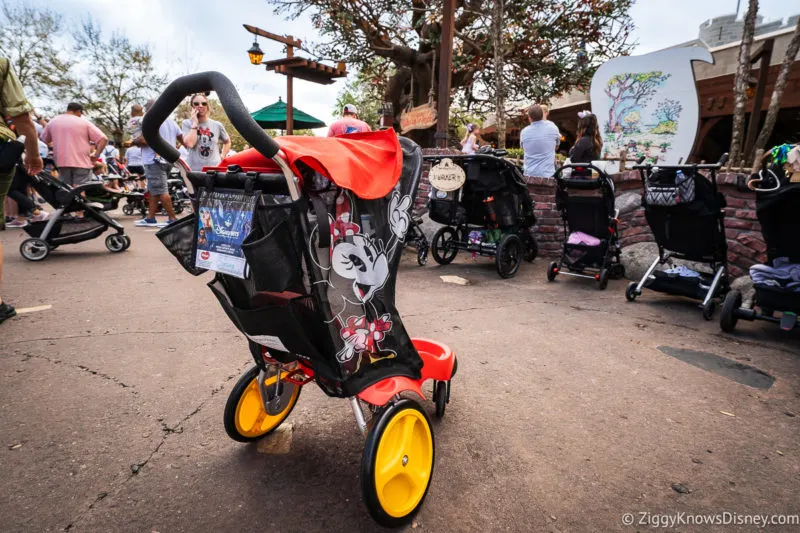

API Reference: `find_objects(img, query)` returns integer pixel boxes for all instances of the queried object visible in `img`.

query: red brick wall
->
[525,172,765,278]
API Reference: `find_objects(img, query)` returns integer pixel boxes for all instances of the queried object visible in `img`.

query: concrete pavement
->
[1,219,799,532]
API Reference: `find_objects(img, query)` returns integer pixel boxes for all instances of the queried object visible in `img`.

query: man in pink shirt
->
[327,104,372,137]
[40,102,107,186]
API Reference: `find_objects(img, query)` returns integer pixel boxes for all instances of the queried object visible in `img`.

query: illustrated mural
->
[589,47,713,166]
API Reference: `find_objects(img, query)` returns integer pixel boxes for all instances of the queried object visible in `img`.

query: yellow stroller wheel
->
[361,398,434,527]
[223,365,300,442]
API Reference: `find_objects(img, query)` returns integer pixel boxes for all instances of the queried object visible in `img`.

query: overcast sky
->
[37,0,797,134]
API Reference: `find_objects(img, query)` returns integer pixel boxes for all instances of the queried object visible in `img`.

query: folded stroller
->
[720,159,800,332]
[146,72,456,526]
[625,155,729,319]
[19,170,130,261]
[547,163,624,289]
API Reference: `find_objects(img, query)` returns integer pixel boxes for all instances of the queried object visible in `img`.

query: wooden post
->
[743,38,774,164]
[286,36,294,135]
[435,0,456,148]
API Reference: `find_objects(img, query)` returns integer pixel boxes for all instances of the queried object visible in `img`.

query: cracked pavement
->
[1,223,799,532]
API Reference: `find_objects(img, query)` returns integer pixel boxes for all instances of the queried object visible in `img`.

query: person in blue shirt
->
[520,104,561,177]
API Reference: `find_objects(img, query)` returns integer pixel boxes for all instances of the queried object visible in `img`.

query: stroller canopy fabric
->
[250,98,327,130]
[218,128,403,200]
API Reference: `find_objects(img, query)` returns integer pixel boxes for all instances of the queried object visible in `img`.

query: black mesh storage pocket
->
[208,277,326,360]
[242,203,306,293]
[429,199,455,225]
[156,215,207,276]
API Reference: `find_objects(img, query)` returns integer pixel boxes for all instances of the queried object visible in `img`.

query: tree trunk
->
[492,0,506,149]
[729,0,759,168]
[753,17,800,155]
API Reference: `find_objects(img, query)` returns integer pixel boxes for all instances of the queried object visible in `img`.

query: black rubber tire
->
[433,381,447,418]
[19,238,49,261]
[121,235,131,250]
[122,203,134,216]
[720,291,742,333]
[547,261,558,282]
[105,234,126,253]
[416,244,428,266]
[361,398,434,527]
[625,282,639,302]
[223,365,300,443]
[495,234,522,278]
[431,227,458,265]
[174,203,184,215]
[598,268,609,290]
[523,231,538,262]
[702,299,717,321]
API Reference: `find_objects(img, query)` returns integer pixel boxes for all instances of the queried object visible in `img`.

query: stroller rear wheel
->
[547,261,559,282]
[522,230,538,262]
[431,227,458,265]
[625,282,639,302]
[105,234,127,253]
[496,234,522,278]
[20,238,49,262]
[361,398,434,527]
[122,203,134,216]
[416,242,428,266]
[720,291,742,333]
[223,365,300,442]
[598,268,609,290]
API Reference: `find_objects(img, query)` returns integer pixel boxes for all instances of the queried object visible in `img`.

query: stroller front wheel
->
[496,234,522,278]
[105,234,127,253]
[431,227,458,265]
[223,365,300,442]
[20,238,50,262]
[625,282,639,302]
[361,398,434,527]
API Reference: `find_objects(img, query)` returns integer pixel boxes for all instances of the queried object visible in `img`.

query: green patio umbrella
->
[250,97,326,130]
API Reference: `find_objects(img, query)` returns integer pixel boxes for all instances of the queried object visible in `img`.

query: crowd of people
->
[459,104,604,179]
[0,58,235,325]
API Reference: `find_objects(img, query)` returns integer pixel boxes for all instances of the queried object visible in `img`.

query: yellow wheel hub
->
[374,408,433,518]
[234,373,298,439]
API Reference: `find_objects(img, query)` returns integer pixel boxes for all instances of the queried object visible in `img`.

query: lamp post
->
[244,24,347,135]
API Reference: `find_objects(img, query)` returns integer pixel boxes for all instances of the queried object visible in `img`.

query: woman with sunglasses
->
[181,93,230,171]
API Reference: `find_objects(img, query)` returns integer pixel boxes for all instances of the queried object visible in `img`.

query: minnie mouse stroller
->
[720,149,800,333]
[146,72,456,527]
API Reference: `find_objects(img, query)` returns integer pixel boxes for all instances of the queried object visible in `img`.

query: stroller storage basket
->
[25,219,106,244]
[208,276,331,365]
[754,285,800,314]
[242,200,307,293]
[156,215,208,276]
[564,242,608,270]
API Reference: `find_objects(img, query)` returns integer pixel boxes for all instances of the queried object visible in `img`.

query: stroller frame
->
[720,164,800,333]
[424,151,538,278]
[19,170,129,261]
[626,154,729,319]
[547,163,624,289]
[144,71,456,527]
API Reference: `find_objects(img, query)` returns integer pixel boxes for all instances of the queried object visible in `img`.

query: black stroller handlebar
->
[632,152,729,171]
[553,162,615,181]
[142,71,280,164]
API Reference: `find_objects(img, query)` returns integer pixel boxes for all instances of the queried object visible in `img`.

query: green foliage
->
[267,0,635,112]
[70,19,167,144]
[0,1,75,109]
[650,120,677,135]
[505,147,523,160]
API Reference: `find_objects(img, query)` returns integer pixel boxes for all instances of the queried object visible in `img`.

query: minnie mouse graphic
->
[323,190,413,372]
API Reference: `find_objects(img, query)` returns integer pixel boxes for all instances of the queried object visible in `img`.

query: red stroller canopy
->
[216,128,403,200]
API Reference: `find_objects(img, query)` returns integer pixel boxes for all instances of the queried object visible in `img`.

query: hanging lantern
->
[247,40,264,65]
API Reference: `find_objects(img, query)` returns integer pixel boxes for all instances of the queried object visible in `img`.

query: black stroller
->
[19,171,130,261]
[720,161,800,333]
[424,149,538,278]
[404,215,430,265]
[625,154,729,319]
[547,163,623,289]
[146,72,456,526]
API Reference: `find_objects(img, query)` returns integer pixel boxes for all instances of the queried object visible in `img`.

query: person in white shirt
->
[520,104,560,177]
[460,124,479,154]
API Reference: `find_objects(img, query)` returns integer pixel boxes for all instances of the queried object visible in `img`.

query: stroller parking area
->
[2,226,799,532]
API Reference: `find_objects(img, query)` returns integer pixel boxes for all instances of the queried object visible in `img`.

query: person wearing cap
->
[133,98,182,227]
[327,104,372,137]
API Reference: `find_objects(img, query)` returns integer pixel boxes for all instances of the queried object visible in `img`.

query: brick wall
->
[525,172,765,278]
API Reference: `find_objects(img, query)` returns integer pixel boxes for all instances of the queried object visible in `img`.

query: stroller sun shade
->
[218,128,403,200]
